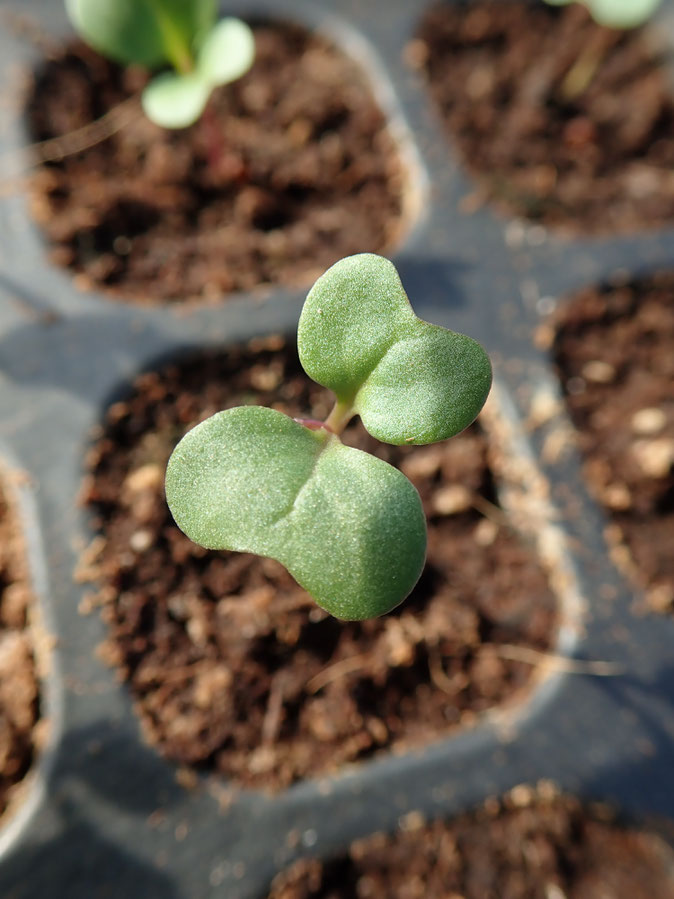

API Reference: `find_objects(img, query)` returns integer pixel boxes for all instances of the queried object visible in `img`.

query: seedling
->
[544,0,661,99]
[65,0,255,128]
[544,0,661,29]
[166,254,492,620]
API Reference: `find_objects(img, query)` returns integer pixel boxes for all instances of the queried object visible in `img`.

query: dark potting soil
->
[0,477,40,817]
[79,339,557,791]
[25,23,406,303]
[267,785,674,899]
[415,1,674,233]
[552,273,674,614]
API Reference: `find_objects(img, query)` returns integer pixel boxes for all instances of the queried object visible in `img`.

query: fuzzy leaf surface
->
[165,406,426,620]
[298,253,492,445]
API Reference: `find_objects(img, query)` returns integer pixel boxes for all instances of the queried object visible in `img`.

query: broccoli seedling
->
[65,0,254,128]
[165,254,492,620]
[544,0,661,28]
[543,0,661,99]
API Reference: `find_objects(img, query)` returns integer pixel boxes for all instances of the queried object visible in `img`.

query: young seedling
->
[166,254,492,620]
[544,0,661,29]
[544,0,660,99]
[65,0,255,128]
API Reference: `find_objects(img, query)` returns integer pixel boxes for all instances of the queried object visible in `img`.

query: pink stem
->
[201,101,224,171]
[294,418,335,433]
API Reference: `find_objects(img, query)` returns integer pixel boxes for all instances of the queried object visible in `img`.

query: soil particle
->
[552,273,674,613]
[81,339,557,791]
[416,1,674,233]
[267,786,674,899]
[26,22,406,303]
[0,477,40,817]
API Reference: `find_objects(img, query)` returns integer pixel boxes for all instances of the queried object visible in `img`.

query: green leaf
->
[585,0,661,27]
[141,71,211,128]
[197,18,255,87]
[298,254,492,445]
[165,406,426,620]
[65,0,215,69]
[191,0,218,47]
[543,0,660,27]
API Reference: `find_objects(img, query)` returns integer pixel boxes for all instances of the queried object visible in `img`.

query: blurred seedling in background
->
[66,0,255,128]
[166,254,492,621]
[544,0,661,28]
[544,0,662,98]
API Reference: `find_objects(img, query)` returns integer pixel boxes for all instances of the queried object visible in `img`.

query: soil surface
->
[0,477,39,817]
[26,23,405,303]
[552,273,674,614]
[267,785,674,899]
[80,339,556,791]
[415,1,674,233]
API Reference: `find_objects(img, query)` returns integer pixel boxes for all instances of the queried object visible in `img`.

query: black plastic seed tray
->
[1,1,674,897]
